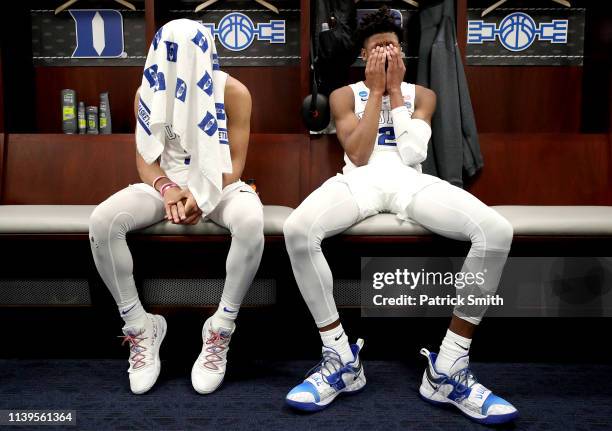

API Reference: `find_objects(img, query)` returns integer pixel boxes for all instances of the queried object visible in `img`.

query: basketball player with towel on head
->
[284,8,518,424]
[89,20,264,395]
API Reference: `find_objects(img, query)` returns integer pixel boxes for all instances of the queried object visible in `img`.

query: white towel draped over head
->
[136,19,232,216]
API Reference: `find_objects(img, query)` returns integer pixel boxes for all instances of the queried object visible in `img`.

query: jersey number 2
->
[377,127,396,146]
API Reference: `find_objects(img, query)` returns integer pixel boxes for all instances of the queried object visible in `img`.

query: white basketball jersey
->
[159,71,229,185]
[159,124,190,184]
[343,81,416,174]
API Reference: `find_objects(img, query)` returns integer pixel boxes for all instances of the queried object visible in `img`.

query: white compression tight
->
[89,183,264,312]
[283,180,513,327]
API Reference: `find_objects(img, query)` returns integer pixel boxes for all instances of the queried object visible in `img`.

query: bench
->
[1,132,611,363]
[2,204,612,307]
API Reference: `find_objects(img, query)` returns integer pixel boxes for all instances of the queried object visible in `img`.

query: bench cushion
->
[0,205,292,235]
[492,206,612,235]
[0,205,95,234]
[1,205,612,237]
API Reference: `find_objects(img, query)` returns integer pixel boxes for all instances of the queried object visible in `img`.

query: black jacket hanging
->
[417,0,483,187]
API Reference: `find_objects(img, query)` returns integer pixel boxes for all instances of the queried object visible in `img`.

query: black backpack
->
[314,0,358,95]
[302,0,358,131]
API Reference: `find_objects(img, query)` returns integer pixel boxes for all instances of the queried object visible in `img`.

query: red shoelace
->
[119,331,148,370]
[202,330,230,371]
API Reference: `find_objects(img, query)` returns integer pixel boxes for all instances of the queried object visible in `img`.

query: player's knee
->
[88,206,111,247]
[283,213,313,255]
[479,212,514,252]
[88,205,132,245]
[233,212,264,250]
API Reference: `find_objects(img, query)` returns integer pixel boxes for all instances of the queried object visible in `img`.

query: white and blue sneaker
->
[419,348,518,425]
[286,339,366,412]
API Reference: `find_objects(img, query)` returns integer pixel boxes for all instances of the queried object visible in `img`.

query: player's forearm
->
[388,87,404,110]
[136,153,172,192]
[392,106,430,166]
[223,124,248,188]
[344,93,383,166]
[222,158,244,188]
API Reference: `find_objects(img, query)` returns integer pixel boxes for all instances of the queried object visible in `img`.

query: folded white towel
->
[136,19,232,216]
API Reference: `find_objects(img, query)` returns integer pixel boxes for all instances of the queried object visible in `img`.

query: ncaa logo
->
[468,12,568,52]
[70,10,125,58]
[403,94,412,110]
[202,12,285,51]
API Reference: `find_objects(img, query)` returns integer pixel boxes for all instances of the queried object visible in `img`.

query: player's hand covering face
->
[385,44,405,92]
[365,46,387,94]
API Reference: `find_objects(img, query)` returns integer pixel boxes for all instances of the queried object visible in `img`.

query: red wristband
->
[160,182,179,197]
[152,175,169,191]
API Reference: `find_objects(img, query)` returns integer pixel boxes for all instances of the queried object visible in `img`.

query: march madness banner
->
[466,7,585,66]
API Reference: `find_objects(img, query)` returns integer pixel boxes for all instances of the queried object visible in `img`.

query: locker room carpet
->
[1,359,611,430]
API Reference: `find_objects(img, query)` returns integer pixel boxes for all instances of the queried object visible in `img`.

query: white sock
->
[435,329,472,376]
[118,298,148,329]
[211,298,239,330]
[320,324,354,365]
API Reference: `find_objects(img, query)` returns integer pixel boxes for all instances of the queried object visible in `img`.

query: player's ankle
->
[320,324,354,364]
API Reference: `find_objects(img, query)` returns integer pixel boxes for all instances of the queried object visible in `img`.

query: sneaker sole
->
[286,377,367,412]
[192,374,225,395]
[419,384,518,425]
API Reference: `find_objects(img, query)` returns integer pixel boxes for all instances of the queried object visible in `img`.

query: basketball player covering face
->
[89,72,264,395]
[284,8,518,424]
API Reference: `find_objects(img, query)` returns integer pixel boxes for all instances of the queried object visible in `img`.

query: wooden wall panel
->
[34,67,143,134]
[308,134,343,192]
[0,51,4,132]
[456,0,468,60]
[3,134,140,205]
[2,133,305,207]
[465,67,583,133]
[242,134,307,208]
[0,133,4,202]
[466,133,612,205]
[225,66,304,133]
[2,132,610,206]
[145,0,156,46]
